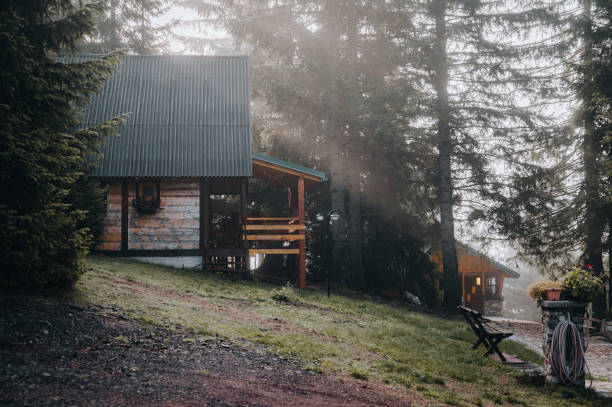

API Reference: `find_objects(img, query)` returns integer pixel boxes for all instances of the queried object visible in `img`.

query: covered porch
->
[201,153,326,288]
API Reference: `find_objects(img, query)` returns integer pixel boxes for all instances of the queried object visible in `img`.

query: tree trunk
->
[433,0,460,309]
[327,1,347,285]
[347,133,363,286]
[110,0,119,49]
[346,5,363,287]
[582,0,606,317]
[607,214,612,317]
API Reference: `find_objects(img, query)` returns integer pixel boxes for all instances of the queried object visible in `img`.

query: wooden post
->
[241,177,248,264]
[296,176,306,288]
[481,271,485,297]
[199,179,209,252]
[461,272,465,303]
[200,178,210,270]
[120,179,128,252]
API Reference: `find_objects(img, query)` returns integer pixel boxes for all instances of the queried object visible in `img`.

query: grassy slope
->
[68,256,606,407]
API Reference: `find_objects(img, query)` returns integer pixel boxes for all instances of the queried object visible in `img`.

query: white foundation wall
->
[132,256,203,270]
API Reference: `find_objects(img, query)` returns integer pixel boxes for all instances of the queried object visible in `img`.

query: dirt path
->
[492,318,612,396]
[0,296,431,407]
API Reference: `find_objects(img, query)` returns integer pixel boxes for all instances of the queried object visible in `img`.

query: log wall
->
[97,179,200,251]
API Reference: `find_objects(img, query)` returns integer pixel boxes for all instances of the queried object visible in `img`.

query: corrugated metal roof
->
[65,54,252,177]
[252,152,327,181]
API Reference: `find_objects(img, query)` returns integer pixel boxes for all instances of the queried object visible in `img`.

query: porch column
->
[120,179,128,252]
[296,176,306,288]
[241,177,249,258]
[200,178,210,254]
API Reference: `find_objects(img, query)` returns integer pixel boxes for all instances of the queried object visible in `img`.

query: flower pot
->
[543,288,563,301]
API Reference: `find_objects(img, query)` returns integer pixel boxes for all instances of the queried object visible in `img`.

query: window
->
[137,181,159,201]
[133,180,161,214]
[486,276,497,296]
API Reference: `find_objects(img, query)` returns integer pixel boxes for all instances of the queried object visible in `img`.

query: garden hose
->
[549,316,591,387]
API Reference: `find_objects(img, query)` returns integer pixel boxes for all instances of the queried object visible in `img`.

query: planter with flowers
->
[561,264,603,303]
[528,280,564,305]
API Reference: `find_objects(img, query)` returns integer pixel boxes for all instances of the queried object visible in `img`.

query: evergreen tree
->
[480,1,612,316]
[405,1,573,308]
[182,0,439,298]
[81,0,175,54]
[0,0,125,289]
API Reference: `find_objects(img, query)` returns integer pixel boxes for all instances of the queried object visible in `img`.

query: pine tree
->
[81,0,175,54]
[181,0,439,297]
[0,0,125,289]
[478,1,612,317]
[407,0,573,308]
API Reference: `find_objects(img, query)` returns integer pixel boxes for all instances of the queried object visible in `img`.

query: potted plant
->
[132,197,161,214]
[561,264,603,302]
[528,280,563,304]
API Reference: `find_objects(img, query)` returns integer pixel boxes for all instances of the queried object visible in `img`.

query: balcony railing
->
[244,217,305,257]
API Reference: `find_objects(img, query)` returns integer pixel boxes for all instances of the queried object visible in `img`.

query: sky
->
[156,4,225,54]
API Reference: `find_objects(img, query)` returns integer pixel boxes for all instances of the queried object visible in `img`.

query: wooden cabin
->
[432,244,520,315]
[80,55,326,288]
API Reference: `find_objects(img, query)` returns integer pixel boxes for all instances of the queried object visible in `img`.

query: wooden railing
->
[244,217,305,256]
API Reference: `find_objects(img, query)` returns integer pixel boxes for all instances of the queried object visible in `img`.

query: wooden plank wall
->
[97,179,200,251]
[97,182,121,251]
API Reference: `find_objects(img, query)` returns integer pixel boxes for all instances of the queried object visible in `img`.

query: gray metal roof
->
[68,55,252,177]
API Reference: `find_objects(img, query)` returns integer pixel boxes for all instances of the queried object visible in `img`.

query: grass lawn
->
[64,256,607,406]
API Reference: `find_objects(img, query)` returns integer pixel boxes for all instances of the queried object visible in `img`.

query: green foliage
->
[80,0,175,54]
[0,1,125,289]
[186,0,439,299]
[66,174,108,249]
[562,265,604,302]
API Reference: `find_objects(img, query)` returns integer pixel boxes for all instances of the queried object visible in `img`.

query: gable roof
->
[458,243,520,278]
[68,55,252,178]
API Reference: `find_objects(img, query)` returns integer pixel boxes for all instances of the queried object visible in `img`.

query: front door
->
[464,275,484,313]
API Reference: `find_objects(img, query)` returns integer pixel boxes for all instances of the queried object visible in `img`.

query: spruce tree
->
[81,0,175,54]
[0,0,125,289]
[182,0,439,297]
[481,1,612,317]
[405,0,573,308]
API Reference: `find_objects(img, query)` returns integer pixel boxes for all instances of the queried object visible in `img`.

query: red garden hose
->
[549,317,591,387]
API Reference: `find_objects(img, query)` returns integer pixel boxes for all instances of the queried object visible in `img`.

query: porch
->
[201,153,326,288]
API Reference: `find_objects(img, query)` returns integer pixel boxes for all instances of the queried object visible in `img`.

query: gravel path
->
[491,317,612,396]
[0,296,429,407]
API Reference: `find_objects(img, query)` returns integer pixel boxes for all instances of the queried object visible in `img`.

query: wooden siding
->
[97,182,122,251]
[456,249,502,275]
[98,179,200,251]
[430,248,503,275]
[129,180,200,250]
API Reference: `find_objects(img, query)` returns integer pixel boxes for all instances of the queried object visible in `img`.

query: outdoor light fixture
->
[315,212,325,222]
[282,241,290,247]
[329,212,340,222]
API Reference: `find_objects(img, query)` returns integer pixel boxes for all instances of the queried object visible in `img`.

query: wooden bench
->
[458,305,513,362]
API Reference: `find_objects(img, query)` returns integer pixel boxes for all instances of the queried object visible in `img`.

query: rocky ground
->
[0,295,429,407]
